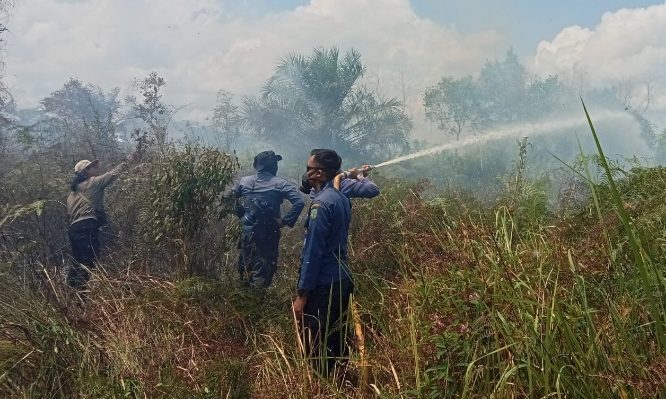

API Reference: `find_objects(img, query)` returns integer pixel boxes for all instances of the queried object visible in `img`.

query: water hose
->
[333,173,344,190]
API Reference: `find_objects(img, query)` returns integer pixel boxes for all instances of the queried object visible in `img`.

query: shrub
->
[138,143,239,277]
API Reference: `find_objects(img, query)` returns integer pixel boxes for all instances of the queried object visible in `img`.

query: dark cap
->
[253,150,283,170]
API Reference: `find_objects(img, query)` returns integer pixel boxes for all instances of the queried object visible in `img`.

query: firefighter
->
[233,151,305,289]
[293,148,354,375]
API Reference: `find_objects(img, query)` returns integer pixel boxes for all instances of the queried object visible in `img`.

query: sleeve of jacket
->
[231,181,244,218]
[340,178,380,199]
[298,201,330,292]
[232,181,241,196]
[90,160,129,189]
[280,181,305,227]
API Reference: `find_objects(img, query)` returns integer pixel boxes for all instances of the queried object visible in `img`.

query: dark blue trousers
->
[237,224,281,289]
[301,278,354,375]
[67,219,100,290]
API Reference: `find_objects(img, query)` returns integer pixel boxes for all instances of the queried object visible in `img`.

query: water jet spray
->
[369,111,630,170]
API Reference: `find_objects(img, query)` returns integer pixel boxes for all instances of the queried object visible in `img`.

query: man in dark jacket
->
[233,151,305,289]
[293,149,353,375]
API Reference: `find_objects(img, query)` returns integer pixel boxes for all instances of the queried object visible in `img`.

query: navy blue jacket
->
[339,178,380,199]
[233,172,305,228]
[298,181,352,292]
[308,177,380,200]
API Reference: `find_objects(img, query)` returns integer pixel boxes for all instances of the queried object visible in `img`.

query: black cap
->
[253,150,283,170]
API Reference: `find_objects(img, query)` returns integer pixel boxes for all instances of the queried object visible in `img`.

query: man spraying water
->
[294,149,355,376]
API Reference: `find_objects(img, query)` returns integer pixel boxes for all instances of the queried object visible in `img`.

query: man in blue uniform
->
[293,149,354,375]
[233,151,305,289]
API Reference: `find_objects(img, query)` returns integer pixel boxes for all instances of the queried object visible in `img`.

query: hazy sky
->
[4,0,666,135]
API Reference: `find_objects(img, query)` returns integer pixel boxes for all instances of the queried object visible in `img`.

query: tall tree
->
[129,72,173,148]
[242,47,411,162]
[524,75,566,118]
[210,90,242,152]
[612,79,657,146]
[426,49,567,137]
[424,76,480,141]
[39,78,123,163]
[0,0,14,174]
[477,48,528,125]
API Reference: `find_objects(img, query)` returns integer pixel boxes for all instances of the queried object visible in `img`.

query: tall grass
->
[581,99,666,348]
[0,271,255,398]
[1,106,665,397]
[343,105,666,397]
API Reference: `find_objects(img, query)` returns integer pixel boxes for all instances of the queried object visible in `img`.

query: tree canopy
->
[242,47,411,162]
[424,49,569,142]
[38,78,123,164]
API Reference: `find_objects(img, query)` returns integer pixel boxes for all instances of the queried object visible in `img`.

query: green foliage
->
[0,200,45,227]
[201,359,250,399]
[424,76,480,141]
[14,126,37,150]
[346,166,666,398]
[477,48,529,124]
[525,75,566,113]
[0,281,89,398]
[2,159,666,397]
[125,71,173,151]
[38,78,124,165]
[242,46,411,163]
[210,89,243,151]
[425,49,570,143]
[498,137,550,227]
[582,100,666,348]
[2,53,666,397]
[0,155,68,282]
[0,272,255,398]
[143,143,239,276]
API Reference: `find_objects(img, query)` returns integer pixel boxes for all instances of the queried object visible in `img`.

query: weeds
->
[1,106,665,397]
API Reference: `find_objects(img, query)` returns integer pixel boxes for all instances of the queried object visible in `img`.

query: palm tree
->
[243,47,411,162]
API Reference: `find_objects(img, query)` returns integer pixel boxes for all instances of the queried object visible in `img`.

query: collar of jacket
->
[313,180,334,197]
[256,171,276,179]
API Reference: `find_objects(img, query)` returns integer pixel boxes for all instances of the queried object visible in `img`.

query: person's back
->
[235,172,303,228]
[233,151,304,289]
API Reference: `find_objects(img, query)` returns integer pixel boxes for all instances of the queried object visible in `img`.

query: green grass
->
[1,106,665,398]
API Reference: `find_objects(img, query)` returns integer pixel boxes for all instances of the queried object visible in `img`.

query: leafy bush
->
[139,143,239,277]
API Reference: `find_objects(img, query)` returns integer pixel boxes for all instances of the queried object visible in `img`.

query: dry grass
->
[1,164,666,397]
